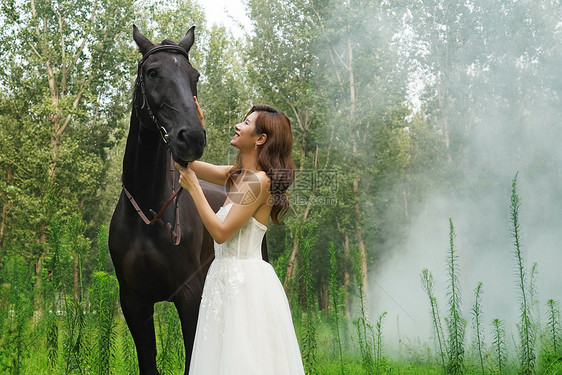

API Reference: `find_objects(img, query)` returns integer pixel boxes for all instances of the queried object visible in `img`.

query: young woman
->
[176,100,305,374]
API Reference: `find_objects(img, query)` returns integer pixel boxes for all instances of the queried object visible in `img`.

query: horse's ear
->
[133,24,154,55]
[178,26,195,53]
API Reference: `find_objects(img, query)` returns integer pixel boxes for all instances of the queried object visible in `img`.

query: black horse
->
[109,26,226,375]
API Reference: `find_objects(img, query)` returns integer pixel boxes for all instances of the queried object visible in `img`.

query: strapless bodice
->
[214,203,267,260]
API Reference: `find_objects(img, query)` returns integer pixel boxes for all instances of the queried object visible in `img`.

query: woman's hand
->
[176,162,200,193]
[194,96,204,127]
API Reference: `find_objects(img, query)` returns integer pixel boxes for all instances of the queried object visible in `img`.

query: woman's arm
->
[177,164,270,244]
[189,161,231,185]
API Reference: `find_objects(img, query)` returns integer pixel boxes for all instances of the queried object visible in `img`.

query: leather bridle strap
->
[121,154,183,245]
[136,45,190,145]
[121,176,182,226]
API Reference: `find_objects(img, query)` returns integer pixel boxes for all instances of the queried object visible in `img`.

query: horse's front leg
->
[120,289,160,375]
[173,278,203,375]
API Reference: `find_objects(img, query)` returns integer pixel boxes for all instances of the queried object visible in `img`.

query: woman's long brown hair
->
[227,105,294,225]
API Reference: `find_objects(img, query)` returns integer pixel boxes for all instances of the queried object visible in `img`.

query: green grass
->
[1,173,560,374]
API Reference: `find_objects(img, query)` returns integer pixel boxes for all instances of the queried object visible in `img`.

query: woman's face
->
[230,111,260,150]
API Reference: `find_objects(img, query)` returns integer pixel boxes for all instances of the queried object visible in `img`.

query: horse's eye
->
[147,69,158,79]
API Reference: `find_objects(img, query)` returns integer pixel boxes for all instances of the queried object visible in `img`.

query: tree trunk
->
[342,228,351,318]
[346,30,369,312]
[284,181,313,291]
[284,111,312,291]
[0,169,12,247]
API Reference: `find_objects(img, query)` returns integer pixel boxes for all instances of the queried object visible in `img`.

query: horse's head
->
[133,25,205,166]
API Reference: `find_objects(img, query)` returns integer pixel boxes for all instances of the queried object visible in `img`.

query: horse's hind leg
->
[173,281,202,375]
[120,290,160,375]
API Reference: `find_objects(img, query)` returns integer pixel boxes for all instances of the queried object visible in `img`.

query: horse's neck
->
[122,116,170,208]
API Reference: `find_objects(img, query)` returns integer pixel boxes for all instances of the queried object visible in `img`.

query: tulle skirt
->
[189,257,305,375]
[189,258,304,375]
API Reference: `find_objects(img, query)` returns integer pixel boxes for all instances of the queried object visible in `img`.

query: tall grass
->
[45,215,64,369]
[472,282,485,375]
[299,225,319,374]
[1,255,34,375]
[329,242,346,375]
[446,219,465,375]
[90,271,119,375]
[491,318,507,374]
[154,301,185,374]
[62,296,87,374]
[420,268,446,371]
[546,299,560,358]
[510,173,536,374]
[374,312,388,372]
[352,246,376,374]
[119,321,138,375]
[541,299,562,372]
[4,173,562,374]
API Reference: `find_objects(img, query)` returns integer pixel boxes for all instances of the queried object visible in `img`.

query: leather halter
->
[123,45,191,246]
[121,154,183,245]
[135,44,190,144]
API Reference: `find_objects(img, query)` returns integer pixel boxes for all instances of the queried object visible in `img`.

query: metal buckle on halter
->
[159,126,170,144]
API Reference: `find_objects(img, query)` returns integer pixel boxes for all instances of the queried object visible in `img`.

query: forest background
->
[1,0,561,373]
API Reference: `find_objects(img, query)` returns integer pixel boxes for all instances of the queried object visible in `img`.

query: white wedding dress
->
[189,203,305,375]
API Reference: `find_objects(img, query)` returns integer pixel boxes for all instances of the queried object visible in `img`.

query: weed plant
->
[352,246,376,374]
[45,215,64,369]
[154,301,185,374]
[119,320,138,375]
[491,318,507,374]
[540,299,562,373]
[3,173,562,374]
[62,296,88,374]
[472,282,485,375]
[0,255,34,374]
[546,299,560,357]
[510,173,536,374]
[445,219,466,375]
[329,242,346,374]
[298,224,319,374]
[90,271,119,375]
[374,312,388,372]
[420,268,446,371]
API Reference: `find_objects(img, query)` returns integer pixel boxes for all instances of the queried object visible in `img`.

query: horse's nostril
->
[177,129,190,144]
[177,128,206,148]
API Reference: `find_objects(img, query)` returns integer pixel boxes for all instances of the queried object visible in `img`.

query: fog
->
[359,0,562,352]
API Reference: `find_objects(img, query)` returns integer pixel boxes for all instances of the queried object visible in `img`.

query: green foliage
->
[421,268,446,371]
[1,0,561,373]
[90,271,119,375]
[472,282,486,375]
[119,322,138,375]
[329,242,346,374]
[154,302,185,374]
[540,299,562,373]
[62,297,88,374]
[0,255,35,374]
[298,225,319,374]
[198,24,250,165]
[96,225,110,273]
[0,0,135,257]
[374,312,388,373]
[510,173,536,375]
[351,246,376,374]
[491,318,507,374]
[446,219,466,375]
